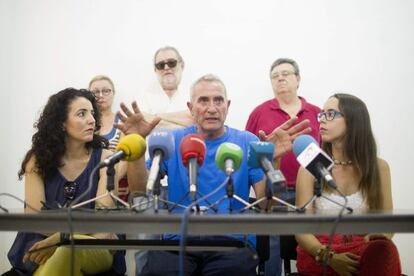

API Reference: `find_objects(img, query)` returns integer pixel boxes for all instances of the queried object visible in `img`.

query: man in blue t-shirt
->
[116,74,310,276]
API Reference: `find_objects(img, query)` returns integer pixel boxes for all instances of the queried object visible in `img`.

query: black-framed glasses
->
[63,181,78,201]
[317,110,344,122]
[271,70,296,79]
[154,59,179,70]
[91,88,112,97]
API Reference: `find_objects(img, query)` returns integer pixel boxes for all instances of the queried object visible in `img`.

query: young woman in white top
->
[295,93,401,276]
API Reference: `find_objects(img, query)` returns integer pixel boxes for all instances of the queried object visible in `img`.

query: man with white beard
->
[139,46,193,129]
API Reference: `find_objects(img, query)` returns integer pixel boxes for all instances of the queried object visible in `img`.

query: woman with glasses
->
[89,75,122,151]
[295,93,401,275]
[7,88,126,276]
[88,75,129,202]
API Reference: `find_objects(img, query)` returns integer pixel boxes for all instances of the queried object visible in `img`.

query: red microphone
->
[180,134,206,166]
[180,134,206,201]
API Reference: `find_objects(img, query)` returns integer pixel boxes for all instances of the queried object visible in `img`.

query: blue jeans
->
[265,190,296,276]
[136,247,258,276]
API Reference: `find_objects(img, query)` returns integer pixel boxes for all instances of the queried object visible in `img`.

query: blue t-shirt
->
[146,125,265,246]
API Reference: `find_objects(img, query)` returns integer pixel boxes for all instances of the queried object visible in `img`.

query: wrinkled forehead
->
[271,63,295,74]
[191,81,227,102]
[155,49,179,63]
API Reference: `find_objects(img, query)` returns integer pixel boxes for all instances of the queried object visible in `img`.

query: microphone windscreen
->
[180,134,206,167]
[215,142,243,172]
[247,141,274,168]
[115,134,146,161]
[292,134,318,157]
[148,130,175,160]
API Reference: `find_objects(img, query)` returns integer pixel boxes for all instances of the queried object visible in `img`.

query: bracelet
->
[315,246,335,265]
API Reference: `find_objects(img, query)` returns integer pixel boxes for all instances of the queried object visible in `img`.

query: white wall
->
[1,0,413,274]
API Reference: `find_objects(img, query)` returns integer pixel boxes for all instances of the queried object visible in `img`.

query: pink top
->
[245,97,321,188]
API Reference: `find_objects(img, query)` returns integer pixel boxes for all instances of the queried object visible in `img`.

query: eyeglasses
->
[154,59,179,70]
[63,181,78,201]
[271,71,296,79]
[317,110,344,122]
[91,88,112,97]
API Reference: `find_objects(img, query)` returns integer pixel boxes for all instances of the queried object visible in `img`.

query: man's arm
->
[252,178,270,210]
[126,156,148,193]
[142,110,193,129]
[115,101,161,193]
[156,110,194,128]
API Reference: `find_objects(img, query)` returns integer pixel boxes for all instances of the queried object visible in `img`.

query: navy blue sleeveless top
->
[8,148,126,275]
[43,147,101,209]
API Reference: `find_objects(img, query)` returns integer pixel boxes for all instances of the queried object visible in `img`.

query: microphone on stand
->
[248,142,286,190]
[180,134,206,201]
[205,142,252,212]
[99,134,147,168]
[134,130,180,212]
[292,134,353,212]
[242,141,300,212]
[292,135,336,189]
[169,133,213,212]
[215,142,243,176]
[71,134,146,209]
[146,130,175,193]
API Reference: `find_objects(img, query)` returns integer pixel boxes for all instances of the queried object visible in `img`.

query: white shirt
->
[139,81,188,114]
[315,191,368,212]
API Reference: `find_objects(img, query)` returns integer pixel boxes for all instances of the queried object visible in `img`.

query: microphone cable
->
[322,186,352,276]
[0,192,97,276]
[67,163,101,276]
[178,176,230,276]
[0,192,41,213]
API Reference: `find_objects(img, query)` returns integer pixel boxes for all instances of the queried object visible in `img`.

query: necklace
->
[333,158,352,166]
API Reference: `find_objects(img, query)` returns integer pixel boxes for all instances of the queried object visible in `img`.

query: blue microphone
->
[248,141,286,190]
[146,130,175,192]
[293,135,336,188]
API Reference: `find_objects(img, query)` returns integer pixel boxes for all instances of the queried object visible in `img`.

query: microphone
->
[180,134,206,198]
[99,134,146,168]
[146,130,175,192]
[215,142,243,176]
[248,141,286,190]
[293,134,336,189]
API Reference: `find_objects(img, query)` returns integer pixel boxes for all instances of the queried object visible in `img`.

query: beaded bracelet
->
[315,246,335,265]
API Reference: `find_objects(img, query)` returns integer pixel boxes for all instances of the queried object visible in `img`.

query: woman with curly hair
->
[295,93,401,275]
[7,88,126,275]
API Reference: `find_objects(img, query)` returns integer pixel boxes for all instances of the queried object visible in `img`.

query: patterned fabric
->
[297,192,401,275]
[315,191,368,212]
[101,116,129,203]
[297,235,401,276]
[101,116,122,152]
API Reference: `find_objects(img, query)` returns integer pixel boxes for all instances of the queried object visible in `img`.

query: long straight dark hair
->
[322,93,382,210]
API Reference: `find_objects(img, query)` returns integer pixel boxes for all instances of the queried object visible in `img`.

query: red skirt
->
[296,234,401,276]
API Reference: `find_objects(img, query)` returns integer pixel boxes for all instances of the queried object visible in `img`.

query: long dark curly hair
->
[18,88,108,180]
